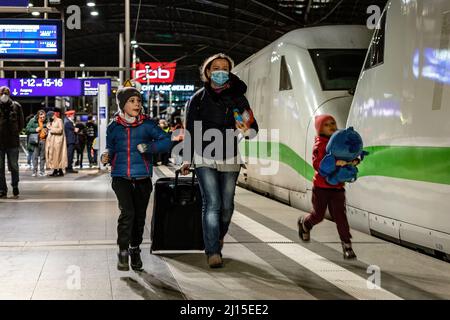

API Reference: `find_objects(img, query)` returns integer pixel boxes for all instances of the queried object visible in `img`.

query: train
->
[233,0,450,260]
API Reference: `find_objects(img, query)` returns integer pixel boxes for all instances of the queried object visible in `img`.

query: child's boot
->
[342,242,357,259]
[129,246,143,271]
[297,216,310,242]
[117,250,130,271]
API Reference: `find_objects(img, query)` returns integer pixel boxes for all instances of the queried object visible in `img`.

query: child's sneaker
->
[342,242,357,259]
[297,216,310,242]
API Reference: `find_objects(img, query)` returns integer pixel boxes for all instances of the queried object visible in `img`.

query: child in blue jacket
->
[101,87,171,271]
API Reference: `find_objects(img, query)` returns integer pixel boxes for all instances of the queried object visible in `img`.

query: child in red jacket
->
[298,114,356,259]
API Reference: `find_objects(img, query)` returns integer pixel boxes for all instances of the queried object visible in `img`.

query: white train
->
[234,1,450,260]
[346,0,450,259]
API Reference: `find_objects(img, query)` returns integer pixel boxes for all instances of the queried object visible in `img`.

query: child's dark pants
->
[303,187,352,243]
[112,177,152,251]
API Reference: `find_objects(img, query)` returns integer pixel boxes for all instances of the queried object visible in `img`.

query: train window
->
[309,49,367,91]
[279,55,293,91]
[363,9,387,70]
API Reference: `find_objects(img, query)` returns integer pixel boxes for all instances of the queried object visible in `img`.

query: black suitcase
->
[150,169,204,253]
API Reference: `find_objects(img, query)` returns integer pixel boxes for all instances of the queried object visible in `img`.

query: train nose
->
[314,96,353,129]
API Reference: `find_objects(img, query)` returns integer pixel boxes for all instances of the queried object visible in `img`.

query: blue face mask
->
[210,70,229,86]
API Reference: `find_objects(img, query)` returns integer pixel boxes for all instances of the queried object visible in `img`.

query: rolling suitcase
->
[150,169,204,253]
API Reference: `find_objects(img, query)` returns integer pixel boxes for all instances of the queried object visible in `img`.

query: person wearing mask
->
[101,87,172,271]
[45,111,68,177]
[64,110,79,173]
[180,53,259,268]
[25,110,48,177]
[0,86,24,198]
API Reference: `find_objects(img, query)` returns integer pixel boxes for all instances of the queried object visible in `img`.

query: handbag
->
[29,133,39,146]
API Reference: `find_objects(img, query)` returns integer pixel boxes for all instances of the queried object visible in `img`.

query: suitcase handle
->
[174,168,196,202]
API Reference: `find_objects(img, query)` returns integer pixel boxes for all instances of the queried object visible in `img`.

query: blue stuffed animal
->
[319,127,369,185]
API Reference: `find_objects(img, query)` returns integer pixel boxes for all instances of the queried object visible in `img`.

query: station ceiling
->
[3,0,388,81]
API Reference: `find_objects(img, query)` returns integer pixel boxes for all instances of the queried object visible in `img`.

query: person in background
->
[25,110,48,177]
[158,119,171,165]
[75,119,87,169]
[25,113,35,169]
[0,86,24,198]
[101,87,171,271]
[45,111,67,177]
[85,115,98,167]
[64,110,79,173]
[170,117,185,165]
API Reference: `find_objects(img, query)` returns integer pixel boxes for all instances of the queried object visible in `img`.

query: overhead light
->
[133,44,139,49]
[79,63,85,68]
[28,3,34,7]
[90,11,99,16]
[131,40,137,45]
[31,11,40,16]
[31,75,37,79]
[87,1,96,7]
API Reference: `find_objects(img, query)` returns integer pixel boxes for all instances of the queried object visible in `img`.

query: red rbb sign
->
[132,62,176,83]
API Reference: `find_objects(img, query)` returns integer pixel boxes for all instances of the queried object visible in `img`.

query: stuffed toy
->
[319,127,369,185]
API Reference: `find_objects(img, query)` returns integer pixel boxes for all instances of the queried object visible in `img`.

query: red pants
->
[303,187,352,243]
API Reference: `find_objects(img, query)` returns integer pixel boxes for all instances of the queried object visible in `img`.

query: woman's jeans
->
[195,167,240,256]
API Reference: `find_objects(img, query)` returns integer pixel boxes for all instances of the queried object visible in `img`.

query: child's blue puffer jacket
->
[106,114,172,178]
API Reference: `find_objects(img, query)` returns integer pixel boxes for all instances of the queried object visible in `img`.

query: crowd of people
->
[0,83,100,199]
[24,110,99,177]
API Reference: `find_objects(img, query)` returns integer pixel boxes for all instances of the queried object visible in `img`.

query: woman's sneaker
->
[129,247,143,271]
[342,242,357,260]
[117,250,130,271]
[297,217,310,242]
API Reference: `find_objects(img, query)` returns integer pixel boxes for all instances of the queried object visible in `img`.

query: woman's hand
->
[235,121,249,133]
[180,162,191,175]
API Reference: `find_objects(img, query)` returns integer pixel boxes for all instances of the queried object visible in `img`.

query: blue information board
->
[0,79,9,87]
[1,78,112,96]
[82,78,111,96]
[0,19,63,60]
[0,0,29,6]
[99,106,107,120]
[9,78,82,97]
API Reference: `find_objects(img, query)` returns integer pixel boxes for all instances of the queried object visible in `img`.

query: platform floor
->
[0,164,449,300]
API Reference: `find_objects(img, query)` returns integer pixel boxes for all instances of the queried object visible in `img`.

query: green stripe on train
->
[241,141,450,185]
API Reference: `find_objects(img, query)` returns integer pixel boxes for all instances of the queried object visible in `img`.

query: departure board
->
[0,19,63,60]
[9,78,82,97]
